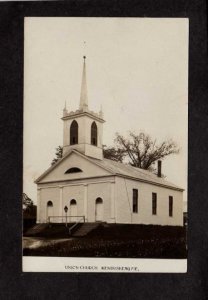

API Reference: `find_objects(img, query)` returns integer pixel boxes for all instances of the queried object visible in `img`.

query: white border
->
[23,257,187,273]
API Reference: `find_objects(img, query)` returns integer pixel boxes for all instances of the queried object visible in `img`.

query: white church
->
[35,57,184,226]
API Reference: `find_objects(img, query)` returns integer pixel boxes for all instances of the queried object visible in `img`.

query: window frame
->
[152,192,157,215]
[70,199,77,205]
[65,167,83,174]
[96,197,103,204]
[70,120,78,145]
[91,121,98,146]
[132,188,138,213]
[169,196,173,217]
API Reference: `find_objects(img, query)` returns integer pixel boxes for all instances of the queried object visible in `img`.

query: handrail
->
[47,215,85,236]
[48,215,85,223]
[68,217,85,236]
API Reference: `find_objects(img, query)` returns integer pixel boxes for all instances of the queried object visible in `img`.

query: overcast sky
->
[24,17,188,207]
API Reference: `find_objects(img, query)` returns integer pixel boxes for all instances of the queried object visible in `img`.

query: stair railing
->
[48,215,85,224]
[68,216,85,236]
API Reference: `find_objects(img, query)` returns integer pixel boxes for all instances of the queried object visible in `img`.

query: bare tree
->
[103,145,125,162]
[52,132,179,173]
[105,131,179,170]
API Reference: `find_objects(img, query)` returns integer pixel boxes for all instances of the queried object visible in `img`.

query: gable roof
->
[85,155,184,191]
[35,149,184,191]
[34,149,114,183]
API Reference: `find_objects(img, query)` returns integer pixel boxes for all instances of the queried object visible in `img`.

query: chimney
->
[157,160,162,177]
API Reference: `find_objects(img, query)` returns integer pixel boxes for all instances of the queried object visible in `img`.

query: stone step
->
[72,223,101,237]
[25,224,48,235]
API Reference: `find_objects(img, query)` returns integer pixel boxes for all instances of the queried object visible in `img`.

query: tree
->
[51,146,63,165]
[23,193,34,210]
[51,131,179,173]
[23,193,36,219]
[104,131,179,171]
[103,145,125,162]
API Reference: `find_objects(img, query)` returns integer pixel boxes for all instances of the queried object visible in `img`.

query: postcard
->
[23,17,188,272]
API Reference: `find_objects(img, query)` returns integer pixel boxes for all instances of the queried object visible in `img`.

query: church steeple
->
[79,56,88,111]
[62,56,105,160]
[63,101,68,117]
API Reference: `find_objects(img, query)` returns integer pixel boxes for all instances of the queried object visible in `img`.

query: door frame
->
[95,197,104,222]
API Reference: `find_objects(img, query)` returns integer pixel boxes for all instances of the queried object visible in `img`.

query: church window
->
[96,197,103,204]
[169,196,173,217]
[91,121,97,146]
[65,167,83,174]
[132,189,138,213]
[47,201,53,207]
[152,193,157,215]
[70,199,77,205]
[70,120,78,145]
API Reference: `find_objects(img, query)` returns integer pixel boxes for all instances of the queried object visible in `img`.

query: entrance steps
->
[72,222,101,237]
[25,223,49,236]
[24,222,103,238]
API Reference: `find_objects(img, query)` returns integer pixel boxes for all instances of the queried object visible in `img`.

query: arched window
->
[70,120,78,145]
[70,199,77,205]
[70,199,77,222]
[47,201,54,222]
[96,197,103,204]
[95,198,103,221]
[91,121,97,146]
[65,167,83,174]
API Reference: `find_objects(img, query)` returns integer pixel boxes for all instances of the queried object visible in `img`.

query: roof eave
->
[115,173,184,192]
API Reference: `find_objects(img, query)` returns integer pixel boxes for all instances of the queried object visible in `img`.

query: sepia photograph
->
[23,17,188,272]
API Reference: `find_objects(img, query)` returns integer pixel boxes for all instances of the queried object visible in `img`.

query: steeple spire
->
[99,104,104,118]
[62,53,105,159]
[63,100,67,117]
[79,56,88,111]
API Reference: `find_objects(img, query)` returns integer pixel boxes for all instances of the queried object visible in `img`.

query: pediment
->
[35,150,113,183]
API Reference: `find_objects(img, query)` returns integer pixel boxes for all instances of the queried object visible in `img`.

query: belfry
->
[62,56,105,160]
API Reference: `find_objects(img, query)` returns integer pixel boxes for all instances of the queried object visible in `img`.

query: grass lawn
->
[23,224,187,258]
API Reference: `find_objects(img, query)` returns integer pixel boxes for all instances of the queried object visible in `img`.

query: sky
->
[24,17,188,209]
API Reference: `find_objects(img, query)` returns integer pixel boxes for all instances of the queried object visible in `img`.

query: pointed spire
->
[63,100,67,117]
[79,56,88,111]
[99,104,104,118]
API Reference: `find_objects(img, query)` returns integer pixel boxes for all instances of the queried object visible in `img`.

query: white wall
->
[115,177,183,226]
[37,187,60,223]
[37,167,183,226]
[87,182,111,222]
[62,184,85,222]
[37,178,113,223]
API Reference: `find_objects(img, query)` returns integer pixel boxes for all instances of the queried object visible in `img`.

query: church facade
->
[35,57,184,226]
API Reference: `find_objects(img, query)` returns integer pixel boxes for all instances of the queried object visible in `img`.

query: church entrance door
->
[70,199,77,223]
[47,201,54,223]
[95,198,103,221]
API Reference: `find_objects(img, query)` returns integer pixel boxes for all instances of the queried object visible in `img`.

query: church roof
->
[35,149,183,191]
[85,154,184,191]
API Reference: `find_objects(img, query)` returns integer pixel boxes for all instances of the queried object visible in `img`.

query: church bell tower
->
[62,56,105,160]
